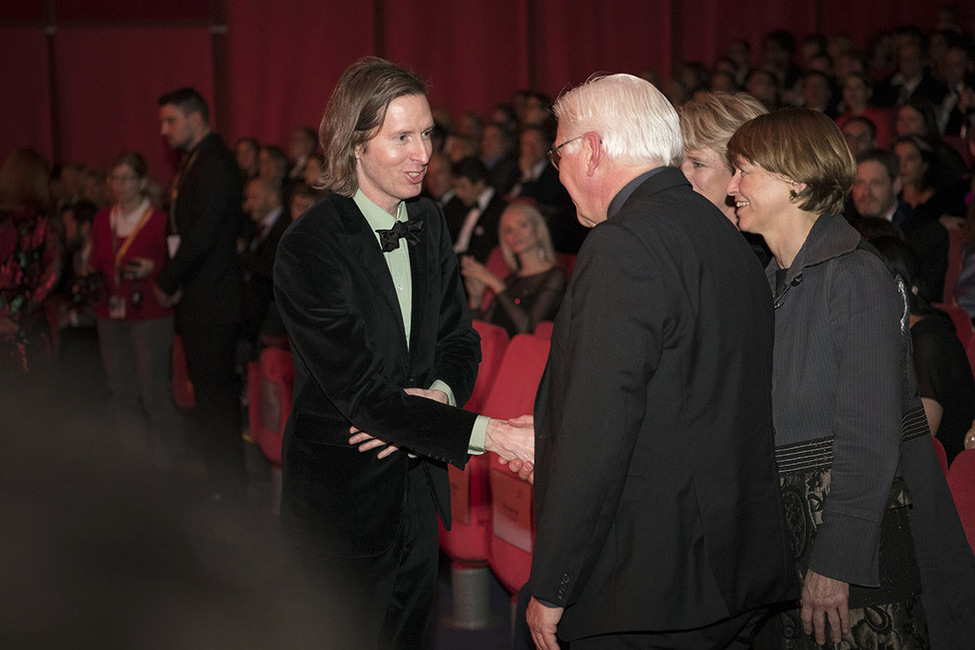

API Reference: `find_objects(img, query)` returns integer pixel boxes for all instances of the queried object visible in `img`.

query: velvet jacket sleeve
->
[273,198,479,468]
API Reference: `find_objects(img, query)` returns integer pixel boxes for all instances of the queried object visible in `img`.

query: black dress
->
[477,266,566,336]
[911,312,975,464]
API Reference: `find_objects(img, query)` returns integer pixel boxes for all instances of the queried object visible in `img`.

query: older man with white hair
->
[524,74,795,649]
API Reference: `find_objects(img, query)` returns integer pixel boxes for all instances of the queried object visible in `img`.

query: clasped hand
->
[348,388,535,481]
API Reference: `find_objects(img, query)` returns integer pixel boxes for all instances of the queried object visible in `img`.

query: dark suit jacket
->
[273,193,480,557]
[239,209,289,341]
[443,190,506,263]
[529,168,795,639]
[157,132,243,327]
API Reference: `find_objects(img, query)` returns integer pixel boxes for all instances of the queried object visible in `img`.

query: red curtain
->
[1,0,970,174]
[225,0,376,149]
[383,0,530,118]
[0,28,53,163]
[54,26,213,184]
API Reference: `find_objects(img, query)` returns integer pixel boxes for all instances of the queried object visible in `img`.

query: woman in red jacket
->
[90,152,182,466]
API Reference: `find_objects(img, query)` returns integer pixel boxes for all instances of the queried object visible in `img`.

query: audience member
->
[894,134,967,225]
[239,176,289,357]
[480,121,519,195]
[0,148,61,382]
[876,38,948,107]
[677,90,771,264]
[727,107,975,648]
[873,236,975,464]
[80,166,109,209]
[460,201,566,335]
[851,147,947,304]
[939,38,975,135]
[744,68,781,109]
[302,154,323,187]
[287,126,318,181]
[259,145,288,184]
[234,137,260,181]
[59,200,98,329]
[90,151,183,466]
[840,115,879,156]
[288,181,320,221]
[835,72,893,148]
[525,72,794,650]
[510,125,580,251]
[445,156,505,262]
[156,87,246,502]
[800,70,838,117]
[421,150,454,205]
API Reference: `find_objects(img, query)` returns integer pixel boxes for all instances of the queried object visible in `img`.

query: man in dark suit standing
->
[239,176,289,354]
[444,156,506,263]
[155,88,245,500]
[525,74,795,649]
[273,57,532,649]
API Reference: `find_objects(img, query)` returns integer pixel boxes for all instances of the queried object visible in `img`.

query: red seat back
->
[555,252,576,279]
[465,320,510,413]
[252,347,294,466]
[933,302,975,349]
[533,321,554,339]
[943,228,968,305]
[947,450,975,552]
[438,319,510,563]
[171,335,195,410]
[482,334,550,593]
[933,436,949,475]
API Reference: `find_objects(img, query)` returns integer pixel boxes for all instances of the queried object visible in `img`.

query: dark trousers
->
[565,609,765,650]
[180,320,244,495]
[290,460,441,650]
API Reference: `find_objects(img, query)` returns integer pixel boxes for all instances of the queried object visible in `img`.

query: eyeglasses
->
[547,135,586,171]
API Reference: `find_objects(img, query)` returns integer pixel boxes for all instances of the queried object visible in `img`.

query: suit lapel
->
[406,199,429,355]
[332,195,408,348]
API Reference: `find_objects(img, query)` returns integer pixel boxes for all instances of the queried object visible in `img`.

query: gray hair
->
[552,73,683,168]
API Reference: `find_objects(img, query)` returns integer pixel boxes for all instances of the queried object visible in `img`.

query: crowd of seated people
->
[7,8,975,483]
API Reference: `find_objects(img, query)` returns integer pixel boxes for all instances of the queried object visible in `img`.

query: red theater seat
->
[483,334,550,595]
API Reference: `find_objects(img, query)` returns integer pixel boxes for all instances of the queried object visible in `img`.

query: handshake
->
[484,415,535,483]
[347,387,536,483]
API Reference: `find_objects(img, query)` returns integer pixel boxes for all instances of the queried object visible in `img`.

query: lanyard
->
[110,203,154,286]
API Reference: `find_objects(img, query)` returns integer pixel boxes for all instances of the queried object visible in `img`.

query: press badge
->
[108,295,126,319]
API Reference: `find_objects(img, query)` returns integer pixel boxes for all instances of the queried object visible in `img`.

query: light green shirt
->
[353,190,487,453]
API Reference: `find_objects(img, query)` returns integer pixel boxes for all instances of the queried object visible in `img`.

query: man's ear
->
[892,175,902,196]
[584,132,601,177]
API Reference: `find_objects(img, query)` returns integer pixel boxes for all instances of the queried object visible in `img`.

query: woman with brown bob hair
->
[726,108,975,648]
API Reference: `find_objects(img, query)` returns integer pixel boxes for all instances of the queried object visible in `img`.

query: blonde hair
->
[726,108,855,215]
[499,201,556,271]
[678,91,767,169]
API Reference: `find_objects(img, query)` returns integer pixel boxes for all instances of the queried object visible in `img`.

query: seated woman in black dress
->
[873,236,975,464]
[460,201,566,336]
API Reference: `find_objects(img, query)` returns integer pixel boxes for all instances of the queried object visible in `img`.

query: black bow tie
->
[376,219,423,252]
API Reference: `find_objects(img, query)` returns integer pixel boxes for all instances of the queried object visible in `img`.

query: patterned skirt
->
[754,436,930,649]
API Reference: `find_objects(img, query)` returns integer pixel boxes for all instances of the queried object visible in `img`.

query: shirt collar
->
[475,186,495,211]
[354,189,407,242]
[258,206,283,230]
[607,166,666,219]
